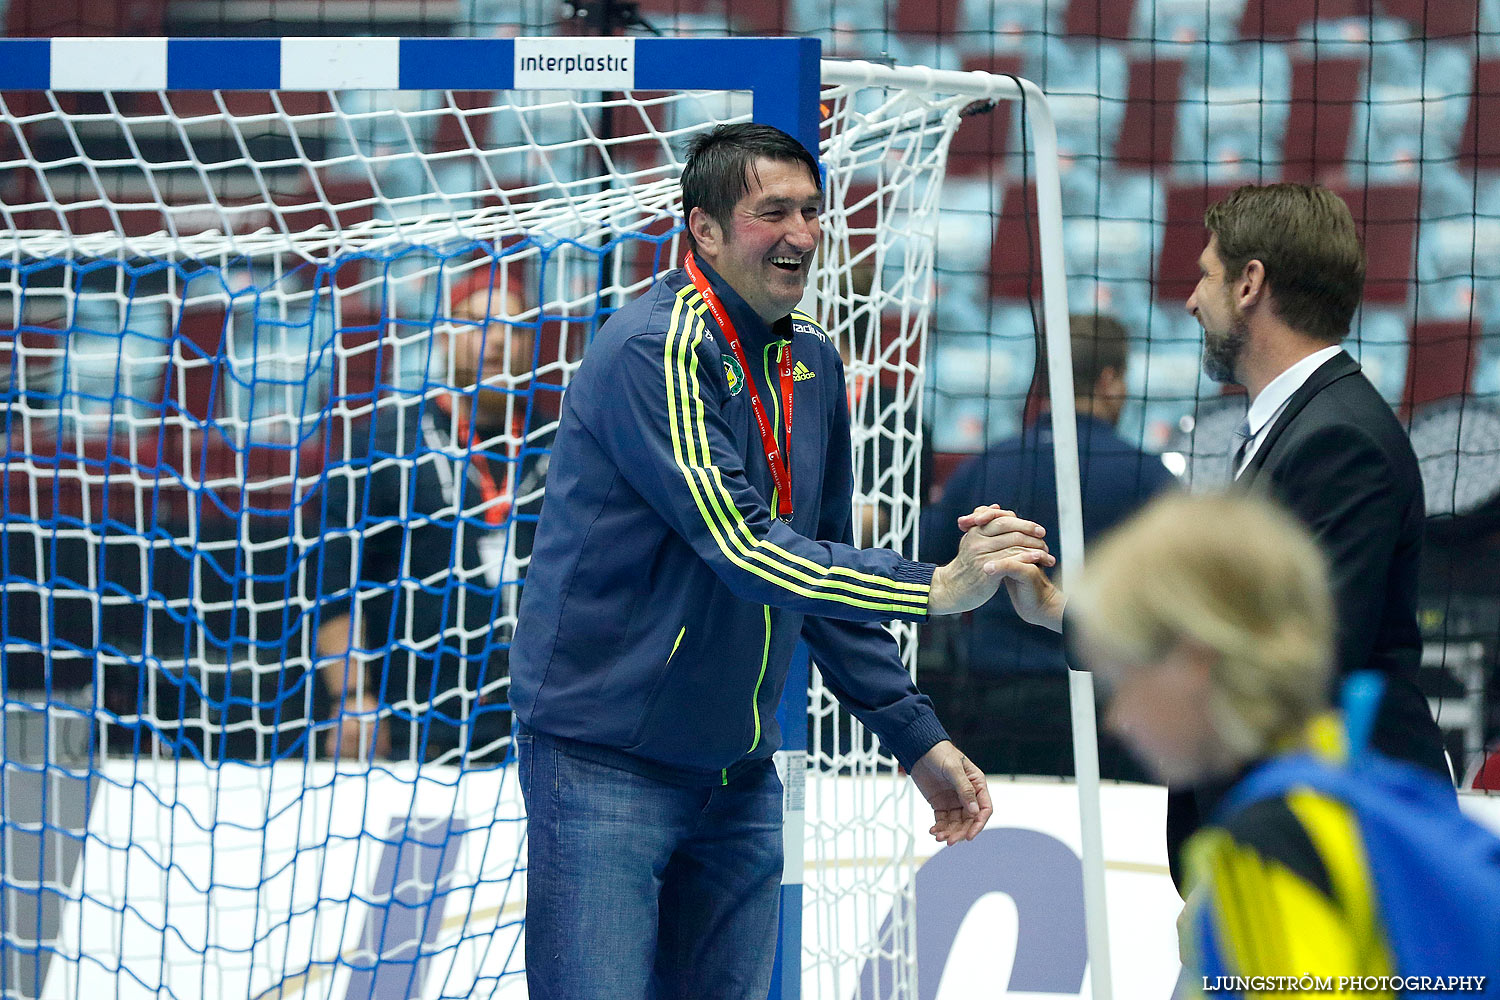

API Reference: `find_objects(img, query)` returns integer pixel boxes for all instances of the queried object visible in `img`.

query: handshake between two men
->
[926,504,1064,626]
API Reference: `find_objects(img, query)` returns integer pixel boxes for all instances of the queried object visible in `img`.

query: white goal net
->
[0,37,1065,999]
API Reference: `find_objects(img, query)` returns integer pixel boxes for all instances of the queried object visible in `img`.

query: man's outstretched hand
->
[910,740,993,846]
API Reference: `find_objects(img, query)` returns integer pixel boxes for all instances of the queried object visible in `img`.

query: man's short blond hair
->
[1071,492,1335,764]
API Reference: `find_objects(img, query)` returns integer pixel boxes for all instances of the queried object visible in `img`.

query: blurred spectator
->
[1066,491,1500,987]
[314,264,542,765]
[919,314,1175,778]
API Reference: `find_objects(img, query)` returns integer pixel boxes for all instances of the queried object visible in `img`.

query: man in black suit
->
[993,183,1449,888]
[1170,182,1450,882]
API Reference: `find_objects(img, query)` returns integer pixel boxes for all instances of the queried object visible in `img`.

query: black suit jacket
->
[1166,350,1449,889]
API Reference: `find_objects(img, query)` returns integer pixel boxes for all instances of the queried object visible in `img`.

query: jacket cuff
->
[886,710,951,772]
[894,559,936,621]
[894,558,936,586]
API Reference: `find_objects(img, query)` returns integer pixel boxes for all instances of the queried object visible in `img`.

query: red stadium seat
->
[1333,183,1419,304]
[896,0,962,38]
[1470,748,1500,791]
[429,91,502,155]
[839,181,881,261]
[1064,0,1136,40]
[152,91,332,121]
[283,177,378,236]
[1157,182,1243,304]
[1115,56,1186,169]
[1282,55,1365,183]
[1239,0,1368,40]
[601,95,679,174]
[732,0,791,33]
[989,181,1043,301]
[1460,60,1500,174]
[946,56,1024,176]
[929,452,972,499]
[1405,319,1481,412]
[633,0,715,13]
[1377,0,1479,39]
[877,312,924,390]
[6,0,166,35]
[3,172,202,242]
[174,308,227,427]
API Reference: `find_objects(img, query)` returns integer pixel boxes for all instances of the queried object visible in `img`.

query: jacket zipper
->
[763,339,789,516]
[741,341,788,768]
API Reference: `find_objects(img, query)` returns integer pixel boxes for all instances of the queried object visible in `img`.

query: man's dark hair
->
[1070,313,1129,395]
[681,123,822,253]
[1038,314,1130,400]
[1204,183,1365,345]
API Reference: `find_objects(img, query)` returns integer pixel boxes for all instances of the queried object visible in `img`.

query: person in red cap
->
[313,261,543,765]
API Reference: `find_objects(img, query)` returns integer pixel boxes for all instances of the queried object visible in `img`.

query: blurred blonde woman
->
[1069,492,1335,793]
[1000,491,1500,992]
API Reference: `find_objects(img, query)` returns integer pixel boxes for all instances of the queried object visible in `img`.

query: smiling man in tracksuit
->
[510,123,1055,1000]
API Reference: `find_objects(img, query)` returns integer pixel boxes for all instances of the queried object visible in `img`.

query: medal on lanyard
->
[685,251,796,521]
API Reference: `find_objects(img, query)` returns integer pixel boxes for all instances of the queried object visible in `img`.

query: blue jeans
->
[517,731,783,1000]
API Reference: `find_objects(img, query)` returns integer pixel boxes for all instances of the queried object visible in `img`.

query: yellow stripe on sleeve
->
[678,292,928,596]
[661,288,929,615]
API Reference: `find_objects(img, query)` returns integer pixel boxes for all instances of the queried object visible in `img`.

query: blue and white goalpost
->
[0,36,1104,999]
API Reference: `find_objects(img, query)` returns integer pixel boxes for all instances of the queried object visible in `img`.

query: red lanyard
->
[684,251,795,520]
[433,394,508,527]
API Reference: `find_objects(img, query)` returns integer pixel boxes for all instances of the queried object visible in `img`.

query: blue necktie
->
[1230,419,1253,479]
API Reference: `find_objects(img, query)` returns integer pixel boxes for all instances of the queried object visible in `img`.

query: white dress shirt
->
[1233,344,1344,479]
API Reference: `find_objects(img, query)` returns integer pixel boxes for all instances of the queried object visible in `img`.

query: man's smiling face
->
[696,157,822,323]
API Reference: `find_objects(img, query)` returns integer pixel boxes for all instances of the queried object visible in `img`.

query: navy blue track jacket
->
[511,262,948,782]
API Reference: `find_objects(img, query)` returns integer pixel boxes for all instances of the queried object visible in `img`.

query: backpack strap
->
[1340,670,1384,765]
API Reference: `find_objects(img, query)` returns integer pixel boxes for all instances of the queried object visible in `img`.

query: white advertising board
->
[44,763,1500,999]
